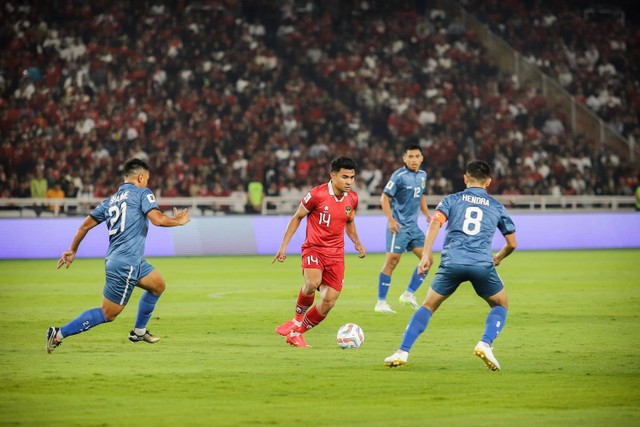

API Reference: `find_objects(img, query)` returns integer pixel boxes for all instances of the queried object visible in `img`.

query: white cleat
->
[375,301,396,314]
[398,293,420,309]
[129,330,160,344]
[384,350,409,367]
[474,341,501,371]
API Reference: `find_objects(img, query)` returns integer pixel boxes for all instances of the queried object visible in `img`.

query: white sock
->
[56,330,64,341]
[134,328,146,336]
[293,320,302,327]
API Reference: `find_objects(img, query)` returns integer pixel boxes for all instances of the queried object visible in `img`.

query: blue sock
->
[481,306,507,345]
[378,273,391,301]
[135,291,160,329]
[400,306,432,351]
[406,266,427,294]
[60,307,107,338]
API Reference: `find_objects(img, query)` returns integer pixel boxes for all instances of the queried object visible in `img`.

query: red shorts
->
[301,247,345,291]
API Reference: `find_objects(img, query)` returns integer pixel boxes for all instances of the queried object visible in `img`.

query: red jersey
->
[301,182,358,256]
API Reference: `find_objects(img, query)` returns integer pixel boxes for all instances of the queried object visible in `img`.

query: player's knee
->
[386,256,401,270]
[151,280,166,295]
[101,308,119,322]
[303,280,321,293]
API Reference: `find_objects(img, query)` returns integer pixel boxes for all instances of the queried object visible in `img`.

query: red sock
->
[300,306,326,333]
[294,289,315,323]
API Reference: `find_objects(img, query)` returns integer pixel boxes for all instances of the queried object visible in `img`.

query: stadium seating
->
[0,0,637,205]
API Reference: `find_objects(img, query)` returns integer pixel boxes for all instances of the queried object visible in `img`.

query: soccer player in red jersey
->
[273,157,366,347]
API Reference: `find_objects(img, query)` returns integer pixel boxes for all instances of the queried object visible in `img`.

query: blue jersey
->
[90,183,159,263]
[383,166,427,226]
[435,187,515,266]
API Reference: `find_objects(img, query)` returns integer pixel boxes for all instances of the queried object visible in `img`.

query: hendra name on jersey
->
[462,194,489,206]
[110,191,129,205]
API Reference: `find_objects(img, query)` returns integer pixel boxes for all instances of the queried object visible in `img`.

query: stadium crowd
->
[0,0,638,212]
[464,0,640,145]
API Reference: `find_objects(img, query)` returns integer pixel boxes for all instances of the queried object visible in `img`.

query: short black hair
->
[403,143,422,154]
[466,160,491,181]
[330,156,358,172]
[124,158,150,177]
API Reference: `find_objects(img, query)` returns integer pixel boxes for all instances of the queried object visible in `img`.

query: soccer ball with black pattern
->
[336,323,364,349]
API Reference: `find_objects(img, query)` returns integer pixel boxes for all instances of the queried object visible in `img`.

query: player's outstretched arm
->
[57,215,99,269]
[346,217,366,258]
[272,203,307,263]
[494,233,517,266]
[147,207,191,227]
[418,217,442,274]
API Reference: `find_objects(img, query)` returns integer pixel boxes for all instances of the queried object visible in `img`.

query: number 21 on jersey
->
[108,202,127,236]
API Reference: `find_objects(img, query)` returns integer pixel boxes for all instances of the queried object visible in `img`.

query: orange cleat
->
[275,320,298,336]
[286,333,311,348]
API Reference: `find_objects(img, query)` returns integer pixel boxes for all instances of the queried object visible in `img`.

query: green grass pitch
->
[1,250,639,426]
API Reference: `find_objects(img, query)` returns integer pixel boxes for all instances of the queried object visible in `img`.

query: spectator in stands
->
[45,181,65,214]
[229,184,248,215]
[76,182,94,215]
[247,180,265,214]
[0,0,636,208]
[360,160,383,195]
[30,169,47,216]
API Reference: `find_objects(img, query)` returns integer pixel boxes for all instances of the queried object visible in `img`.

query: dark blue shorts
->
[386,224,425,253]
[430,263,504,298]
[103,258,154,305]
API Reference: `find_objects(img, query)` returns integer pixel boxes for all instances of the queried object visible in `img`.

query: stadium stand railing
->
[0,195,635,218]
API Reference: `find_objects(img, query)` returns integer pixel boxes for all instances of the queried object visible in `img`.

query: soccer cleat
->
[286,333,311,348]
[384,350,409,367]
[374,301,396,314]
[45,326,62,354]
[275,320,299,336]
[128,330,160,344]
[474,341,501,371]
[398,293,420,309]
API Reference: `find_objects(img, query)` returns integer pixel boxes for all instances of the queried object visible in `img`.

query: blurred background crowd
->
[1,0,638,211]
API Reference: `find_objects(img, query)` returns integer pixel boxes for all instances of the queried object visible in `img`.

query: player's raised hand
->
[173,207,191,225]
[272,247,287,263]
[57,249,76,269]
[355,243,366,258]
[418,251,433,274]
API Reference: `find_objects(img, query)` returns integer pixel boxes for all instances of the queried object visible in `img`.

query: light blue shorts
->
[386,224,425,253]
[430,263,504,298]
[103,258,154,305]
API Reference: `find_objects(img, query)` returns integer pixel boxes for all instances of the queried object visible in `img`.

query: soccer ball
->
[336,323,364,349]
